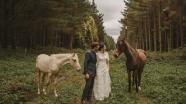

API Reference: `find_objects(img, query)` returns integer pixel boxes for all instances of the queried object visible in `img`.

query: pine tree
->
[119,0,186,52]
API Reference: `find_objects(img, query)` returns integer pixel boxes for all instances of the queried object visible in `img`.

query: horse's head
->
[69,53,81,72]
[113,39,128,58]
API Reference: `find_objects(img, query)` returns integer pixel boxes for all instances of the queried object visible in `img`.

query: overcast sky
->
[89,0,125,42]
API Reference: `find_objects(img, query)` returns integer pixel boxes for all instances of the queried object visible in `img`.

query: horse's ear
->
[119,40,123,45]
[72,53,75,57]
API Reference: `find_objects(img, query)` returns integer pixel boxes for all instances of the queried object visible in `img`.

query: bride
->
[94,43,111,101]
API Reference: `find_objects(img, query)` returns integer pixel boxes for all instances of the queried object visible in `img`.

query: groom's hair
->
[91,42,99,49]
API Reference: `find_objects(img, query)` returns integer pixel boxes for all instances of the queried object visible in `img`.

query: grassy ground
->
[0,48,186,104]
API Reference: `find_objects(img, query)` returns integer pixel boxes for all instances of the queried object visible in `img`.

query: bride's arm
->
[96,53,99,68]
[107,60,109,71]
[106,52,110,70]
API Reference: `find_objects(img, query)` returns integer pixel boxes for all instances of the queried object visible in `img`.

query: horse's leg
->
[39,72,45,94]
[43,73,52,95]
[53,74,59,97]
[132,72,135,86]
[42,73,46,95]
[54,79,58,97]
[138,68,143,91]
[134,70,138,93]
[36,68,41,95]
[128,70,132,92]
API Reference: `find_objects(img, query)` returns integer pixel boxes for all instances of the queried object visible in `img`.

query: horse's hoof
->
[55,94,58,97]
[138,86,141,91]
[54,93,59,97]
[43,89,47,95]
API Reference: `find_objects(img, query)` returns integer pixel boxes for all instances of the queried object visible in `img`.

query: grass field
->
[0,48,186,104]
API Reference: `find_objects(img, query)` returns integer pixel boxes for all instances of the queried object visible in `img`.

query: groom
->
[81,42,99,104]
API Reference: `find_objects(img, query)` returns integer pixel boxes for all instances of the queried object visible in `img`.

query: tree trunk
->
[0,0,3,48]
[168,25,172,51]
[11,29,16,49]
[180,17,184,47]
[69,34,74,49]
[176,24,179,48]
[69,28,75,49]
[144,17,148,50]
[158,1,162,52]
[153,7,157,52]
[148,10,152,51]
[2,0,8,48]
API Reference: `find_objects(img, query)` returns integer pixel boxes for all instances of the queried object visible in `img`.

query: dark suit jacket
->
[83,50,97,77]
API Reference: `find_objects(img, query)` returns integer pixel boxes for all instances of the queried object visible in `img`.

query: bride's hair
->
[99,43,105,51]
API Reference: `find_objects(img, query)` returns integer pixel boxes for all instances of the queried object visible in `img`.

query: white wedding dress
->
[94,52,111,100]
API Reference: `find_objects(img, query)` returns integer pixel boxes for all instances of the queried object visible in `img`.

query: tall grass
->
[0,48,185,104]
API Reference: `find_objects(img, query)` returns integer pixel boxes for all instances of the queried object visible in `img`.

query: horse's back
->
[137,49,147,64]
[137,49,146,55]
[51,53,75,59]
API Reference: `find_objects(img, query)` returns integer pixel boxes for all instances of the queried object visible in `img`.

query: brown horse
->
[113,39,147,93]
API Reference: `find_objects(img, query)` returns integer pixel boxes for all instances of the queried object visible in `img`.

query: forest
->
[0,0,186,104]
[119,0,186,52]
[0,0,115,50]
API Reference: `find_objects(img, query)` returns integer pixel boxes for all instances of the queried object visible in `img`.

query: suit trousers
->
[81,76,95,101]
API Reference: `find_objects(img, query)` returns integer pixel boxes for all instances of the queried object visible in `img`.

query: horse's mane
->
[124,41,138,58]
[51,53,75,59]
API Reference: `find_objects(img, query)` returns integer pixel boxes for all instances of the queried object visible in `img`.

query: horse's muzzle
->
[76,67,81,72]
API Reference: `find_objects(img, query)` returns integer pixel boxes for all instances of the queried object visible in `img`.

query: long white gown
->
[94,51,111,101]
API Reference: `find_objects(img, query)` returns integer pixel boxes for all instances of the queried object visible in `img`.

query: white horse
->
[35,53,81,97]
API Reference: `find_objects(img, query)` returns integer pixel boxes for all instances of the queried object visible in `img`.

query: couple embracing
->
[81,42,111,104]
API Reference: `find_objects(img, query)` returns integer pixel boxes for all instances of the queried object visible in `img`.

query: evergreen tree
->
[119,0,186,52]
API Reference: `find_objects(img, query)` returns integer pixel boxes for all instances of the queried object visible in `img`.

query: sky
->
[89,0,125,42]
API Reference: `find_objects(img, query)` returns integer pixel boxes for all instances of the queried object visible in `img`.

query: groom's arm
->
[83,52,90,75]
